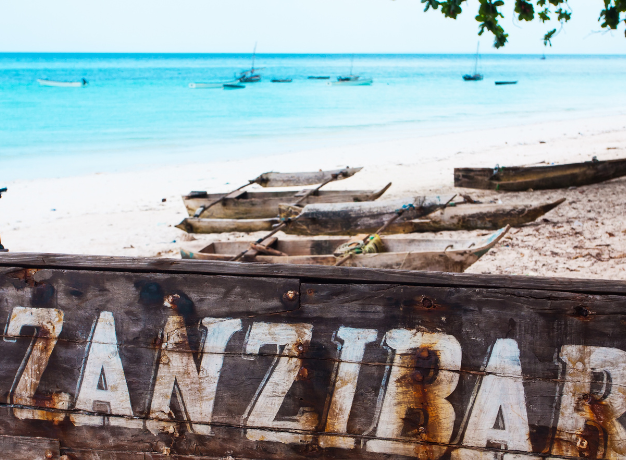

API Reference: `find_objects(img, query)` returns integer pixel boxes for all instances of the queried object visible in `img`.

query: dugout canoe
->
[182,182,392,219]
[176,217,279,234]
[280,195,456,236]
[411,198,565,232]
[454,157,626,191]
[180,226,509,272]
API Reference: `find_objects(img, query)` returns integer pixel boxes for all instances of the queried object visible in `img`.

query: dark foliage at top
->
[421,0,625,48]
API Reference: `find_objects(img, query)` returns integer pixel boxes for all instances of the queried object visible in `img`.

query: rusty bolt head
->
[421,297,434,309]
[284,290,297,301]
[45,451,53,459]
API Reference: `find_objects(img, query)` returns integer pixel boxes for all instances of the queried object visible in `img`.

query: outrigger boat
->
[180,226,509,272]
[455,157,626,191]
[279,195,456,236]
[177,167,367,232]
[178,195,451,235]
[38,78,88,87]
[411,198,565,232]
[182,183,391,219]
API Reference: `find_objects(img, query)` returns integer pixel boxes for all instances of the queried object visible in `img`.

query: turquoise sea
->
[1,53,625,180]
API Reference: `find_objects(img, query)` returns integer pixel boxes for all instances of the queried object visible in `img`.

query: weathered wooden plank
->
[1,252,625,295]
[0,261,625,459]
[0,434,60,459]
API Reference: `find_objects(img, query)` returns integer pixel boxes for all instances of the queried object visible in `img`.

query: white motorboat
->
[38,79,88,88]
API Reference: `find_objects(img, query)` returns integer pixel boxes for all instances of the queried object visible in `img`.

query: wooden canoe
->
[280,195,456,236]
[180,226,509,272]
[182,183,392,219]
[176,217,279,234]
[411,198,565,232]
[454,157,626,191]
[254,167,362,187]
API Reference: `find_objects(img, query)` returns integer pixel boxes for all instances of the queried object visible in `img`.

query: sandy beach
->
[2,112,625,280]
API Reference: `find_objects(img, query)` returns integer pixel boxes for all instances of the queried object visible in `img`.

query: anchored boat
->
[463,43,483,81]
[38,78,88,87]
[180,226,509,272]
[455,157,626,191]
[189,81,239,89]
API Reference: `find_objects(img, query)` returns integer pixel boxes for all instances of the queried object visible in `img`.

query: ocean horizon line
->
[1,51,626,57]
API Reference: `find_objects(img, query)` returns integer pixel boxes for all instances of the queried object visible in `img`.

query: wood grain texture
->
[0,259,624,458]
[454,157,626,191]
[182,185,390,219]
[1,252,625,294]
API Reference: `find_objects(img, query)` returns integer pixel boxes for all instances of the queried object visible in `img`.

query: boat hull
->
[180,226,509,272]
[189,82,236,89]
[176,217,279,234]
[182,184,391,219]
[410,199,565,232]
[37,79,86,87]
[329,79,373,86]
[454,158,626,191]
[280,195,455,236]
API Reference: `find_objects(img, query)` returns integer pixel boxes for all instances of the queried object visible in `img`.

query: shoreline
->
[1,112,626,280]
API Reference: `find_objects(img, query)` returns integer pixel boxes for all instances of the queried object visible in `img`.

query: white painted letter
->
[366,329,461,458]
[5,306,70,421]
[452,339,534,460]
[147,316,242,435]
[320,326,378,449]
[551,345,626,459]
[244,322,317,444]
[71,312,141,428]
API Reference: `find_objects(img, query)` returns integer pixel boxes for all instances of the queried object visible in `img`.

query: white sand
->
[2,113,626,279]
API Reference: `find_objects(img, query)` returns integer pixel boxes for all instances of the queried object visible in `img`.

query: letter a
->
[72,312,141,428]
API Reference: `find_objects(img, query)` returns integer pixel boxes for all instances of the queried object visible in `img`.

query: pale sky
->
[0,0,624,54]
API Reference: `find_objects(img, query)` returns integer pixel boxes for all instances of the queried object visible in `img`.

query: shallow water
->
[1,53,625,180]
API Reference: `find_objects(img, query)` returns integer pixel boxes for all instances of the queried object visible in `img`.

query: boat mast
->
[474,42,480,75]
[350,55,354,75]
[251,42,257,73]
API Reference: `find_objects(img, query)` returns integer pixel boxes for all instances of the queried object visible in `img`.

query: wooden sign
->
[0,253,625,460]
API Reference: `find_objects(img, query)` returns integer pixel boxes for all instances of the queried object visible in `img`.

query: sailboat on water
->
[330,55,373,86]
[463,43,483,81]
[238,43,263,83]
